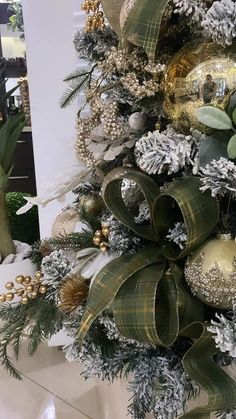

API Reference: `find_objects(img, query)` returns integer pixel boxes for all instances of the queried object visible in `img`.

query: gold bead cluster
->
[101,101,124,141]
[0,272,47,305]
[120,73,161,99]
[81,0,105,32]
[75,117,96,167]
[93,224,110,252]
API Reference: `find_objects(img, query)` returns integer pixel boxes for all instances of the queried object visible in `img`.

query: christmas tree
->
[2,0,236,417]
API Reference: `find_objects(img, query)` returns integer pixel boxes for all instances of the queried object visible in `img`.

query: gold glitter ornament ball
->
[185,235,236,309]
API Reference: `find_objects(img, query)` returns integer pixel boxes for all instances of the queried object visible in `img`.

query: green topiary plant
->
[6,192,40,245]
[0,109,25,260]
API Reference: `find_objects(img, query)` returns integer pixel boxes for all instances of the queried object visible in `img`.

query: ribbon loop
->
[153,176,219,260]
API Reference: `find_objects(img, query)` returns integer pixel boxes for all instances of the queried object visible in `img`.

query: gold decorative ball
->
[93,236,101,246]
[26,285,34,293]
[16,288,24,296]
[95,230,103,238]
[31,291,38,299]
[5,282,14,290]
[102,227,110,238]
[21,296,29,305]
[6,292,14,302]
[23,276,32,285]
[0,294,6,303]
[39,285,47,295]
[80,195,104,215]
[185,235,236,309]
[35,271,42,280]
[16,275,24,284]
[100,242,108,252]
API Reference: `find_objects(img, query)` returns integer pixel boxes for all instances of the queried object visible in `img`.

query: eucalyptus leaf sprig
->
[196,105,236,160]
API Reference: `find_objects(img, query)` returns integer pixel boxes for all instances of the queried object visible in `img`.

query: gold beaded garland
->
[0,273,47,305]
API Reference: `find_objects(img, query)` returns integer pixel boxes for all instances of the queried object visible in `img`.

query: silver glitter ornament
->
[185,235,236,309]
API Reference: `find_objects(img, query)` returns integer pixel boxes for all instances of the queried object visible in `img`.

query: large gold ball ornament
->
[185,235,236,309]
[31,291,38,299]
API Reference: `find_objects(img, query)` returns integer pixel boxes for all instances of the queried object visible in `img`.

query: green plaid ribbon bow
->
[101,0,169,59]
[78,168,236,417]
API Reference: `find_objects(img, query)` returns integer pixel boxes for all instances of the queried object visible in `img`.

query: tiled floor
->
[0,339,234,419]
[0,341,101,419]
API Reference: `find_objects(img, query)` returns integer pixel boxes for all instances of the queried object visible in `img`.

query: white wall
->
[22,0,80,238]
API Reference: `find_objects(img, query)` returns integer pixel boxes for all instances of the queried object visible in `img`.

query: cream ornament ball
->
[128,112,147,132]
[185,234,236,309]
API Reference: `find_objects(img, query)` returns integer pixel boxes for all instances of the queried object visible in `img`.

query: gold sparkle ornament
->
[185,235,236,309]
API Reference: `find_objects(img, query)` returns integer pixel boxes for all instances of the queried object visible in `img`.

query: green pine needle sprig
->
[0,297,64,380]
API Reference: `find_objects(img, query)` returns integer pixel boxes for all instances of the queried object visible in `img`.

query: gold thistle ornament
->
[0,271,47,305]
[185,234,236,309]
[59,274,89,313]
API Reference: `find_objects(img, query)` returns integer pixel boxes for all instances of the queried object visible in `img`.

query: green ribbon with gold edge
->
[78,168,236,417]
[101,0,170,58]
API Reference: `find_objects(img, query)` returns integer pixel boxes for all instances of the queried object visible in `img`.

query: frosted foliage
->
[166,222,187,250]
[200,157,236,197]
[135,126,195,175]
[128,351,198,419]
[41,250,71,286]
[202,0,236,45]
[135,201,151,224]
[208,305,236,358]
[173,0,204,22]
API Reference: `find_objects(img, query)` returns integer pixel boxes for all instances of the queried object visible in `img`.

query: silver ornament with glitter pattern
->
[185,234,236,309]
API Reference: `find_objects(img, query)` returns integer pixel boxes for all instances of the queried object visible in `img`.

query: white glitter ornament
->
[128,112,147,132]
[185,234,236,309]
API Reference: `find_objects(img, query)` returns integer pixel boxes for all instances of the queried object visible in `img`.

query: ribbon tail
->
[180,322,236,418]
